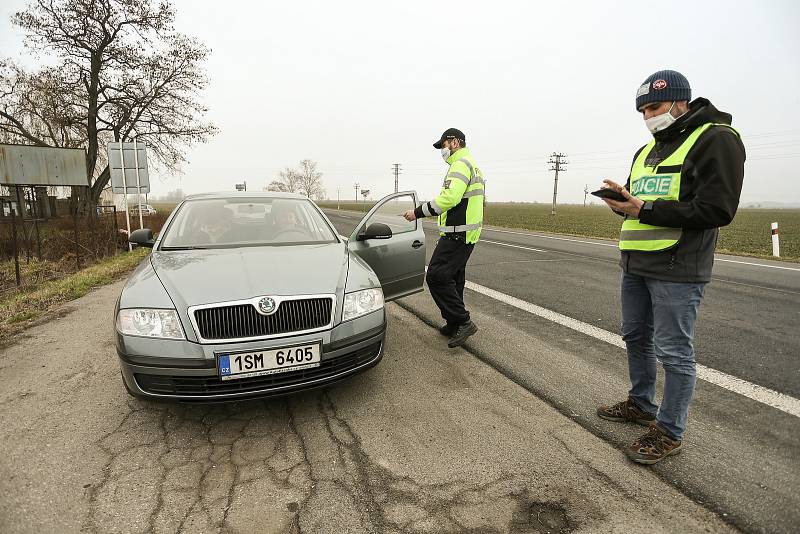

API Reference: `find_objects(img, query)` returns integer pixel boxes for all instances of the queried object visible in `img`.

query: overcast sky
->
[1,0,799,204]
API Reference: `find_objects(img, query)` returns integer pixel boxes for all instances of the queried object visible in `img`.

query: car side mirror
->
[129,228,156,248]
[358,222,393,241]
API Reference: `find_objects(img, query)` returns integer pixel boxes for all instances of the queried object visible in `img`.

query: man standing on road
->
[403,128,485,348]
[597,70,745,464]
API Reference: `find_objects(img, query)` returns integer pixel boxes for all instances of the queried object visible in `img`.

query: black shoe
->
[439,323,457,337]
[448,321,477,348]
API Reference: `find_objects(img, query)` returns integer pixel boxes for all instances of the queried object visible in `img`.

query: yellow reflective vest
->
[620,123,740,251]
[418,148,485,244]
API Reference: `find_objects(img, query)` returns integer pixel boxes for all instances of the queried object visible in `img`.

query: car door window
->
[360,193,416,235]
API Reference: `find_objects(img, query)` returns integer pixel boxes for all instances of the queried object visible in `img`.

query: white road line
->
[715,258,800,272]
[464,279,800,419]
[711,277,800,296]
[483,227,617,247]
[336,209,799,272]
[481,240,547,253]
[482,239,796,292]
[482,227,800,272]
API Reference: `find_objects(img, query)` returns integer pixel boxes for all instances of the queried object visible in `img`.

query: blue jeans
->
[621,272,706,441]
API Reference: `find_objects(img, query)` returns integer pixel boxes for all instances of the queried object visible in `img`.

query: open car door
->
[347,191,426,301]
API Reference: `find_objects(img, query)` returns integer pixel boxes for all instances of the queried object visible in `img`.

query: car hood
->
[150,242,348,308]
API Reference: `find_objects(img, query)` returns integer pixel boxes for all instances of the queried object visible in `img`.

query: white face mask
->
[440,147,451,161]
[645,101,679,134]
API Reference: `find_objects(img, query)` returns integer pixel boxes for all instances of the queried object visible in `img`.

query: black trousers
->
[426,236,475,326]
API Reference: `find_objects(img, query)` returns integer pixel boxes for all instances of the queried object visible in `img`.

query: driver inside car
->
[268,201,305,238]
[275,208,299,230]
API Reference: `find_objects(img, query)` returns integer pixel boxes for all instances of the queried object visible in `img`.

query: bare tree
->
[0,0,217,207]
[267,159,326,200]
[266,167,300,193]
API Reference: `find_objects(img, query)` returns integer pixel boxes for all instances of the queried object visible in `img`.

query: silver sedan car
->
[115,191,425,401]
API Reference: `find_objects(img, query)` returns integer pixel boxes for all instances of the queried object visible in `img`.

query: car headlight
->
[116,309,185,339]
[342,288,384,322]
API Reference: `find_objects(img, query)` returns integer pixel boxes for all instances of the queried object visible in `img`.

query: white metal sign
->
[0,144,87,186]
[108,140,151,250]
[108,141,150,194]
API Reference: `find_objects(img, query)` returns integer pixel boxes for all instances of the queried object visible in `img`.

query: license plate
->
[217,342,321,381]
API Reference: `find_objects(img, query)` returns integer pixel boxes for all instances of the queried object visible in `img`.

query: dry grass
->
[0,247,149,342]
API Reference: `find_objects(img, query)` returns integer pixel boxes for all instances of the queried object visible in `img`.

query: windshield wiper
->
[159,245,210,251]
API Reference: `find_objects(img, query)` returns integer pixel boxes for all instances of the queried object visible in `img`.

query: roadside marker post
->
[772,222,780,257]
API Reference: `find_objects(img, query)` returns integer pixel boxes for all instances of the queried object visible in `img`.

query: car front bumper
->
[117,309,385,402]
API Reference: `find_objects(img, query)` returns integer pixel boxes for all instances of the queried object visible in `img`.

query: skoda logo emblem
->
[257,297,277,315]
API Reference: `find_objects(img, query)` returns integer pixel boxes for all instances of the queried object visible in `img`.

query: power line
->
[392,163,402,193]
[547,152,568,216]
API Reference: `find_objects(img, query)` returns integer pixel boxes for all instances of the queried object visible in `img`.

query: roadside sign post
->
[119,143,132,251]
[133,137,143,230]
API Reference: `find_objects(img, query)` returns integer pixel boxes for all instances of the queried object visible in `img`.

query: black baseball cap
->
[433,128,466,149]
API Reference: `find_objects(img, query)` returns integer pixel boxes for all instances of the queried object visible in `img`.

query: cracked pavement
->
[0,279,737,533]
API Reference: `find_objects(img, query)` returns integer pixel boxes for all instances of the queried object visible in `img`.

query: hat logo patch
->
[652,79,668,90]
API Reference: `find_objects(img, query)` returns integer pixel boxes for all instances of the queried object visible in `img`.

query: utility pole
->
[392,163,402,193]
[583,184,589,207]
[337,187,340,210]
[354,182,360,203]
[548,152,568,215]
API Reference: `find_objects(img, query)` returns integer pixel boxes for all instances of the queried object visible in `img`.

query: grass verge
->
[0,248,149,342]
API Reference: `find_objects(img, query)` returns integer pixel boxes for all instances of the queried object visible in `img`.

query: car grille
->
[134,341,381,397]
[193,297,333,341]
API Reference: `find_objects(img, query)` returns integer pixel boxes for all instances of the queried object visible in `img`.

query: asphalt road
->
[0,211,796,534]
[0,280,734,534]
[325,209,800,534]
[327,210,800,397]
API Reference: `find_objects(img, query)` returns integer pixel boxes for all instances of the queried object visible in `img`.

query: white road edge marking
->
[482,227,800,272]
[331,211,799,272]
[464,279,800,419]
[714,258,800,272]
[482,240,547,253]
[483,227,618,247]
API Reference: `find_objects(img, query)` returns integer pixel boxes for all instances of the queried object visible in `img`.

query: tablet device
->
[591,188,627,202]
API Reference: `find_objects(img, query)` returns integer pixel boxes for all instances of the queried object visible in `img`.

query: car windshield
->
[159,197,338,249]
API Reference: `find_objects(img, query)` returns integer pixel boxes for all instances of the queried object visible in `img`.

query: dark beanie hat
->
[635,70,691,110]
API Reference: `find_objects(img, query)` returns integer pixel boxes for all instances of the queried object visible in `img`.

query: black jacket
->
[620,98,746,282]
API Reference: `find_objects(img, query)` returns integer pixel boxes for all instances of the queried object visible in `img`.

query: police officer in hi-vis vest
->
[403,128,484,348]
[596,70,745,464]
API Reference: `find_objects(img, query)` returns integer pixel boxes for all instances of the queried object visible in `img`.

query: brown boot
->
[626,423,682,465]
[596,397,656,426]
